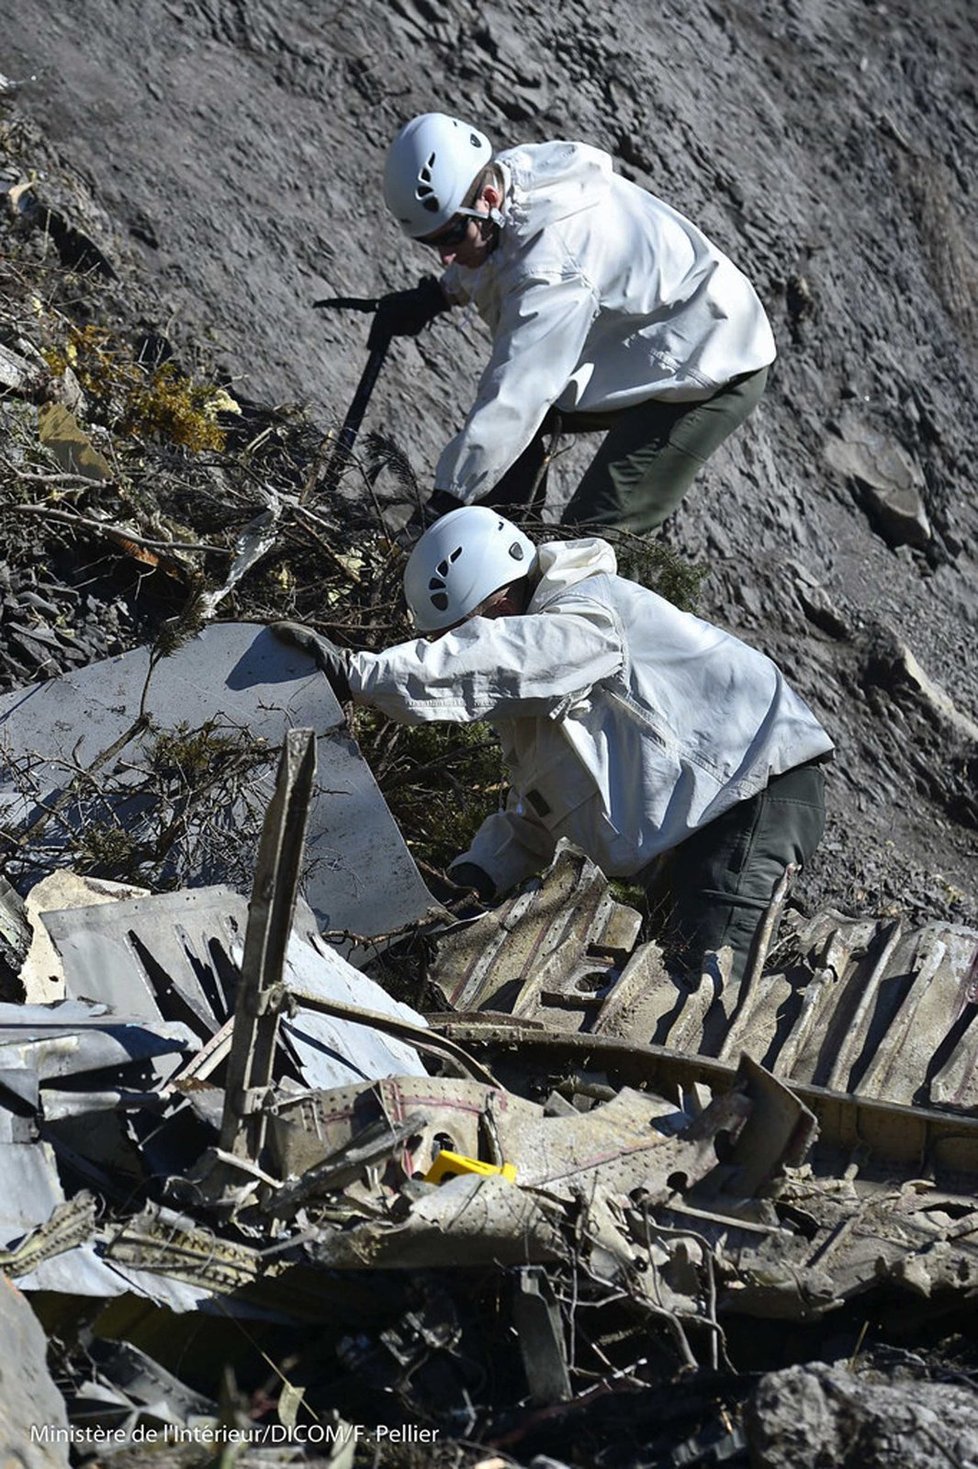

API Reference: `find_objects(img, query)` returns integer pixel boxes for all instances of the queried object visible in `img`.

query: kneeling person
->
[275,509,832,983]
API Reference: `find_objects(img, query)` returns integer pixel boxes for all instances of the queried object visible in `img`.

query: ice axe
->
[312,293,389,492]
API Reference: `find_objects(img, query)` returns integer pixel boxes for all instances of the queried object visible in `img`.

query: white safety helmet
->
[403,506,537,632]
[383,112,493,238]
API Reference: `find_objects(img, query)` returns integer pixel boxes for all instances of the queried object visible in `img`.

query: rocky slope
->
[1,0,976,930]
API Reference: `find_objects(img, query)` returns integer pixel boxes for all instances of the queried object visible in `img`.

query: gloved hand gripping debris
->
[272,621,352,702]
[367,275,450,350]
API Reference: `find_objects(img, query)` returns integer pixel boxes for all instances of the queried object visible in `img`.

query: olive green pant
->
[561,365,770,534]
[647,758,827,986]
[487,366,769,534]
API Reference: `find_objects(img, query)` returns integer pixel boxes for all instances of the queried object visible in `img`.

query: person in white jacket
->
[371,112,776,535]
[273,507,832,984]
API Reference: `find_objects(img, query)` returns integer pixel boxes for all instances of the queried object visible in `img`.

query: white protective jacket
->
[347,539,833,894]
[435,140,776,505]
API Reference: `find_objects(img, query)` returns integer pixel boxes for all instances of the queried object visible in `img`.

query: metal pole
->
[219,727,317,1162]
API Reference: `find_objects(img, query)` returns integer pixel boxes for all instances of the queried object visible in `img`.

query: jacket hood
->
[529,536,618,607]
[498,141,612,233]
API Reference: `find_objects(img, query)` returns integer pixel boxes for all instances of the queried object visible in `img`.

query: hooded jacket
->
[435,140,776,505]
[347,538,832,894]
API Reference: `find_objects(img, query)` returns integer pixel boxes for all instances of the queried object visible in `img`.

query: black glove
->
[447,862,497,903]
[426,487,466,520]
[271,621,352,702]
[367,276,450,350]
[397,488,466,547]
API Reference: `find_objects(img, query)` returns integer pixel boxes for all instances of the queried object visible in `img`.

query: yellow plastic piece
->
[423,1150,517,1185]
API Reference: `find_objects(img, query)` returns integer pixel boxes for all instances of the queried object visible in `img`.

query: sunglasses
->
[421,209,483,251]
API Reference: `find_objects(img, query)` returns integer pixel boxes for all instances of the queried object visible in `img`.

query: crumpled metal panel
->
[670,909,978,1113]
[432,846,978,1125]
[103,1203,366,1321]
[267,1075,536,1185]
[775,911,978,1109]
[43,891,244,1033]
[310,1173,567,1269]
[0,1193,210,1308]
[5,1197,339,1320]
[0,1134,65,1243]
[675,1172,978,1323]
[277,926,427,1087]
[503,1085,720,1202]
[0,622,435,945]
[43,886,427,1091]
[429,842,643,1016]
[67,1338,215,1436]
[0,1000,196,1083]
[0,1001,196,1244]
[14,1243,214,1312]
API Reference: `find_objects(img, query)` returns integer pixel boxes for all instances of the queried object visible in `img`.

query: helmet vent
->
[431,592,449,612]
[508,542,525,561]
[433,547,463,580]
[417,153,438,208]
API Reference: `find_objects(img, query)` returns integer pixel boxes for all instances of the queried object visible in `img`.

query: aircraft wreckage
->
[0,625,975,1467]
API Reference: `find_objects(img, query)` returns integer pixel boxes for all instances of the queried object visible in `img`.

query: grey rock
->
[0,1273,70,1467]
[746,1362,978,1469]
[825,427,932,550]
[864,628,978,746]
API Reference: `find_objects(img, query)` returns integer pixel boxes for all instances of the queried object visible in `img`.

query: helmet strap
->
[469,209,504,254]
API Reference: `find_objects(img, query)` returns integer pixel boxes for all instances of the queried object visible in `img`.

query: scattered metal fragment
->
[64,1337,215,1440]
[429,843,644,1018]
[0,1194,96,1278]
[263,1110,428,1219]
[513,1266,572,1405]
[0,870,30,994]
[101,1201,381,1323]
[309,1172,567,1270]
[0,622,437,944]
[287,988,497,1086]
[197,497,282,620]
[20,871,148,1004]
[265,1075,537,1194]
